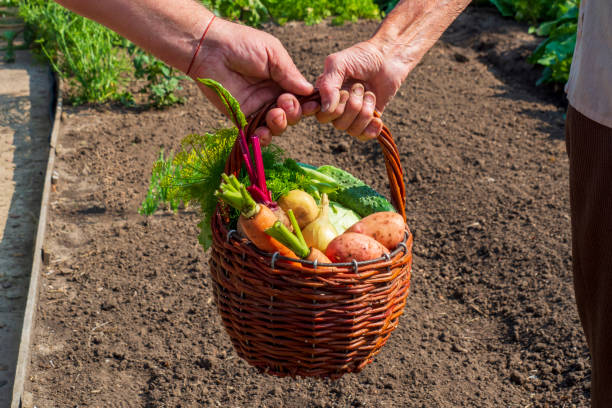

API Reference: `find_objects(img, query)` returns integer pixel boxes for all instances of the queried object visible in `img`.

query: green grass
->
[19,1,129,104]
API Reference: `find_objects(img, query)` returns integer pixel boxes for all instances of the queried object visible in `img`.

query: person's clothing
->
[566,105,612,408]
[565,0,612,128]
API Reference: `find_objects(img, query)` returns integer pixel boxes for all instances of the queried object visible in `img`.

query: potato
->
[346,212,406,250]
[325,232,389,263]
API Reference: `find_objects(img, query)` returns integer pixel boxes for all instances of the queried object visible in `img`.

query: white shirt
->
[566,0,612,128]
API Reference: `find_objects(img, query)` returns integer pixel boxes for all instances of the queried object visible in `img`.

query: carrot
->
[239,204,296,257]
[265,210,334,265]
[305,247,332,264]
[216,174,296,258]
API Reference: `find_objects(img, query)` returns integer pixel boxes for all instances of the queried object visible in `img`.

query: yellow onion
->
[278,189,318,228]
[302,194,338,252]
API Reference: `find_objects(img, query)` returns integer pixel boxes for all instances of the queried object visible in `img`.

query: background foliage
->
[202,0,379,26]
[489,0,579,85]
[17,0,380,107]
[13,0,580,106]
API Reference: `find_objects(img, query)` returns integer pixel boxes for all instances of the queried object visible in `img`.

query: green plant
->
[528,5,578,85]
[263,0,380,25]
[131,46,186,108]
[203,0,380,26]
[372,0,400,15]
[140,129,237,248]
[489,0,575,23]
[489,0,579,85]
[19,1,184,106]
[19,1,129,104]
[1,30,16,62]
[0,0,18,8]
[202,0,271,27]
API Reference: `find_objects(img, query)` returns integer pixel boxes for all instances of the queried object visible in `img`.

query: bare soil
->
[25,7,588,408]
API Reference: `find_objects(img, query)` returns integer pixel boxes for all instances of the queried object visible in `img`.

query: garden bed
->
[24,8,587,407]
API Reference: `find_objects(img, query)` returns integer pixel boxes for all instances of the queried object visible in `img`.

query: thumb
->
[269,46,313,96]
[316,54,345,113]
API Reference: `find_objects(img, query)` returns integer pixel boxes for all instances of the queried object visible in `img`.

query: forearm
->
[54,0,213,73]
[370,0,471,76]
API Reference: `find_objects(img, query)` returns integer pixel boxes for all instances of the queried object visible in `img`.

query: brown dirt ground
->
[25,7,588,408]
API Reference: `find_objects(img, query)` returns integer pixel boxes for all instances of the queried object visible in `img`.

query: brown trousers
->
[566,105,612,407]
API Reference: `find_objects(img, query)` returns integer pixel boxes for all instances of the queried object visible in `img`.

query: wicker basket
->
[209,92,413,379]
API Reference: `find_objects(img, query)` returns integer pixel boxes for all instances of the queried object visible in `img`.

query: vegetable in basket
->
[327,201,361,234]
[278,189,318,229]
[316,165,396,217]
[265,209,332,264]
[325,232,390,263]
[301,194,338,252]
[346,211,406,250]
[197,79,272,205]
[140,80,330,249]
[215,174,296,258]
[138,130,236,249]
[139,78,400,262]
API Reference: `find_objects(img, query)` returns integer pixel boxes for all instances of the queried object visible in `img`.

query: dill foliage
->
[139,129,236,249]
[140,133,316,249]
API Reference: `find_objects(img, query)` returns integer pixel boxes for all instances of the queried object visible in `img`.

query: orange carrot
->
[264,210,335,266]
[239,205,296,258]
[305,247,332,264]
[216,174,296,257]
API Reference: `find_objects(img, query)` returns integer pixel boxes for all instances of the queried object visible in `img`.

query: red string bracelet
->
[186,15,215,77]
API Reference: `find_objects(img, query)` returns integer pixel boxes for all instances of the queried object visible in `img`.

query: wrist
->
[188,17,232,80]
[370,0,470,72]
[364,36,412,85]
[185,14,216,77]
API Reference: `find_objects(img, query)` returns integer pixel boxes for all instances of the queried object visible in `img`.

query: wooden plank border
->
[11,69,62,408]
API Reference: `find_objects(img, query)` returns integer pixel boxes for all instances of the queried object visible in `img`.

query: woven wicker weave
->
[209,92,413,378]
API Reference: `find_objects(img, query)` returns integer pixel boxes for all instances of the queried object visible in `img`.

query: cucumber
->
[317,165,395,217]
[297,161,317,170]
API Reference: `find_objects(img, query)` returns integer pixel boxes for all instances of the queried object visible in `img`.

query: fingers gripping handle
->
[224,91,406,221]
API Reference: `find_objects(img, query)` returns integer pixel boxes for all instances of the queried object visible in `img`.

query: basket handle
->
[223,91,406,221]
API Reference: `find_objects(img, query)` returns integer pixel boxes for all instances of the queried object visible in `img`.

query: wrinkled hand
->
[261,40,410,143]
[189,18,312,143]
[312,40,409,141]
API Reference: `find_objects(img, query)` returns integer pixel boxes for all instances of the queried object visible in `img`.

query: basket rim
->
[222,225,412,269]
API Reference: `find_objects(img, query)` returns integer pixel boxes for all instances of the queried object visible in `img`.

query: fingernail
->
[280,99,294,112]
[301,79,313,90]
[364,122,379,139]
[302,101,319,113]
[339,91,350,104]
[352,83,364,96]
[364,92,375,105]
[273,115,285,127]
[322,102,330,112]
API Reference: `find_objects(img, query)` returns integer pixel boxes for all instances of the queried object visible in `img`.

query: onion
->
[278,190,318,228]
[302,194,338,252]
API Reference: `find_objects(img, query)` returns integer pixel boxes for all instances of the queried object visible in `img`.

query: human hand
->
[250,40,400,144]
[189,18,312,141]
[309,39,411,141]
